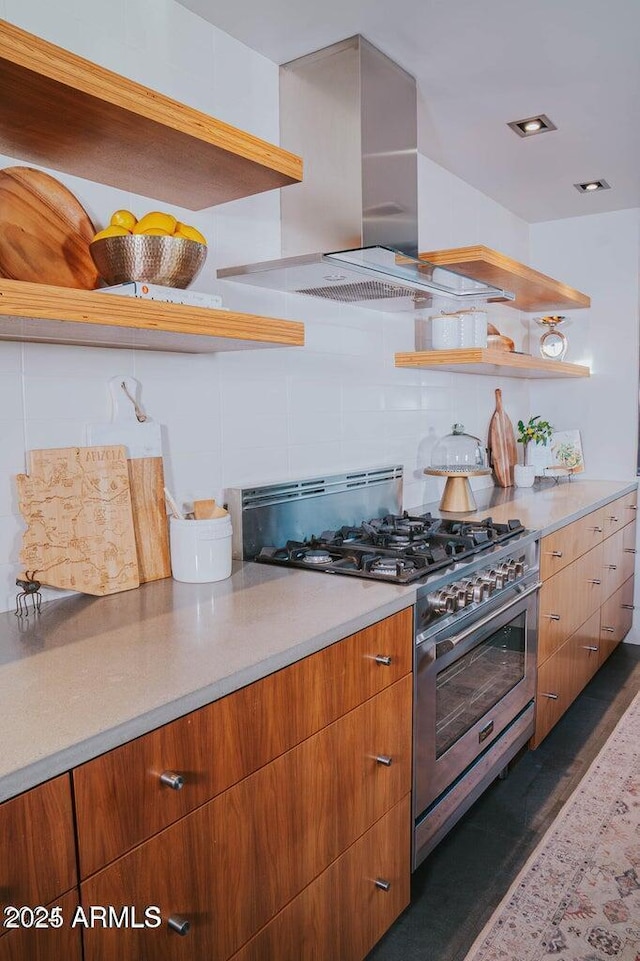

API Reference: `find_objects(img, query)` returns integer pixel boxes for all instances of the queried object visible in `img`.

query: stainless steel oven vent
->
[217,37,514,309]
[295,280,420,304]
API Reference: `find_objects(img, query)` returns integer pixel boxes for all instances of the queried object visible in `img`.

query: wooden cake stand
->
[425,468,492,513]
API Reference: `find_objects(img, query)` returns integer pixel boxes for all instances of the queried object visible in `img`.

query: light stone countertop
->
[0,477,636,803]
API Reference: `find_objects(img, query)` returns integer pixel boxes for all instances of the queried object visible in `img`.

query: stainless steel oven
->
[413,545,539,868]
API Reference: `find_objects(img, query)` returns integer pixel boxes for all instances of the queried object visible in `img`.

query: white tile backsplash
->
[3,2,635,616]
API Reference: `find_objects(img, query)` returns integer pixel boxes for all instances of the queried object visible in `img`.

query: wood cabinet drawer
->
[600,575,635,665]
[532,611,599,749]
[533,640,576,747]
[0,775,76,909]
[602,491,638,537]
[540,507,607,579]
[228,795,411,961]
[602,522,636,600]
[538,543,603,663]
[0,892,81,961]
[74,607,413,877]
[80,675,412,961]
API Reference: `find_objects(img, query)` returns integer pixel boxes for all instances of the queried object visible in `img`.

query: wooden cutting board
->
[488,388,517,488]
[0,166,100,289]
[17,446,140,595]
[88,378,171,583]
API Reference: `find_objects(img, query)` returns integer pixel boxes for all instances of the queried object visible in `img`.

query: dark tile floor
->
[367,641,640,961]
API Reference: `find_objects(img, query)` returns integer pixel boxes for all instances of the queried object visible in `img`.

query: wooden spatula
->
[193,499,228,519]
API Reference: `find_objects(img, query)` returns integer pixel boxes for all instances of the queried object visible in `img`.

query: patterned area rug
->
[464,690,640,961]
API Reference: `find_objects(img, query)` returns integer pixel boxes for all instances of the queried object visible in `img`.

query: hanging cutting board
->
[488,388,517,488]
[0,166,100,289]
[88,377,171,583]
[17,446,139,595]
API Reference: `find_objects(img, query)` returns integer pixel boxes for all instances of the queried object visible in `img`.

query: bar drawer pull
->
[610,516,619,523]
[546,550,563,558]
[375,755,393,767]
[541,692,559,700]
[589,526,603,533]
[375,878,391,891]
[624,548,637,554]
[622,604,635,610]
[168,916,191,936]
[374,654,392,666]
[629,504,637,511]
[606,565,618,571]
[587,579,601,585]
[160,771,185,791]
[544,613,561,621]
[583,645,599,652]
[602,626,615,633]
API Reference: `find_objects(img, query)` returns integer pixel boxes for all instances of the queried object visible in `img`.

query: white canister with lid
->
[431,312,462,349]
[170,515,233,583]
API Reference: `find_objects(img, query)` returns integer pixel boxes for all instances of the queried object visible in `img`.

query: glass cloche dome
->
[431,424,487,473]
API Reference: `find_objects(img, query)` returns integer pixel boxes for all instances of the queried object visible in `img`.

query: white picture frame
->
[550,429,585,474]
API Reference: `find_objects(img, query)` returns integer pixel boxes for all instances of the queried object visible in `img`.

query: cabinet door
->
[75,607,413,877]
[228,796,411,961]
[600,576,635,665]
[622,520,637,582]
[81,677,412,961]
[603,491,638,537]
[569,611,601,694]
[538,543,603,663]
[533,639,577,747]
[0,892,81,961]
[540,507,606,579]
[602,528,627,600]
[0,776,76,909]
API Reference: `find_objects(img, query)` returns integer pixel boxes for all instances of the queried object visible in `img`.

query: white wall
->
[529,209,640,480]
[2,0,637,618]
[530,210,640,635]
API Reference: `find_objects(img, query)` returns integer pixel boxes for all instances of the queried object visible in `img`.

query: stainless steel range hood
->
[217,37,513,311]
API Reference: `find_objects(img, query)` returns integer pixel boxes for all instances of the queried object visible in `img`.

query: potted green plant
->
[515,415,553,486]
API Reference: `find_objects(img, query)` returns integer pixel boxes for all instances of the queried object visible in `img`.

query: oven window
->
[435,613,526,758]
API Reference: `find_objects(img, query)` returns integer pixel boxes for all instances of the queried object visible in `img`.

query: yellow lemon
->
[133,211,177,235]
[175,222,207,245]
[140,227,171,236]
[93,225,130,241]
[110,209,137,230]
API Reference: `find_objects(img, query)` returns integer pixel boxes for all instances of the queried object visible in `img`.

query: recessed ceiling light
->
[574,179,611,193]
[507,114,557,137]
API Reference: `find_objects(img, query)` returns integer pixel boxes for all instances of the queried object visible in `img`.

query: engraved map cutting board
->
[17,446,140,596]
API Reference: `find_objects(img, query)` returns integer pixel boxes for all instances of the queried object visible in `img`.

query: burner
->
[386,534,412,548]
[370,556,416,576]
[302,549,333,565]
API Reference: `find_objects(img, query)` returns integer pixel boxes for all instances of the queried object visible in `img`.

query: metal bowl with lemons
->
[90,210,207,289]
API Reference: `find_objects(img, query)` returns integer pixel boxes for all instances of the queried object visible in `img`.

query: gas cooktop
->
[256,511,525,585]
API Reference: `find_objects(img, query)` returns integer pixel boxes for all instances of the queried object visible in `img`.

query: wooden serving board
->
[17,446,140,595]
[88,378,171,583]
[488,388,518,488]
[126,457,171,582]
[0,166,99,289]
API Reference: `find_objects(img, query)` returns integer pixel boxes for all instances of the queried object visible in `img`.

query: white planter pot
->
[514,464,537,488]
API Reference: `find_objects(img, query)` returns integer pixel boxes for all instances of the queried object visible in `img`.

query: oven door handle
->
[417,580,542,651]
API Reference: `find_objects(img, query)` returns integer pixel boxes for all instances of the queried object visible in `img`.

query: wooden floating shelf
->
[0,19,302,210]
[0,280,305,353]
[395,349,591,379]
[420,246,590,312]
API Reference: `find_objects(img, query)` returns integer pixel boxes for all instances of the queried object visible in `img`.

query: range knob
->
[499,561,517,582]
[427,589,456,615]
[469,577,490,603]
[452,583,469,610]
